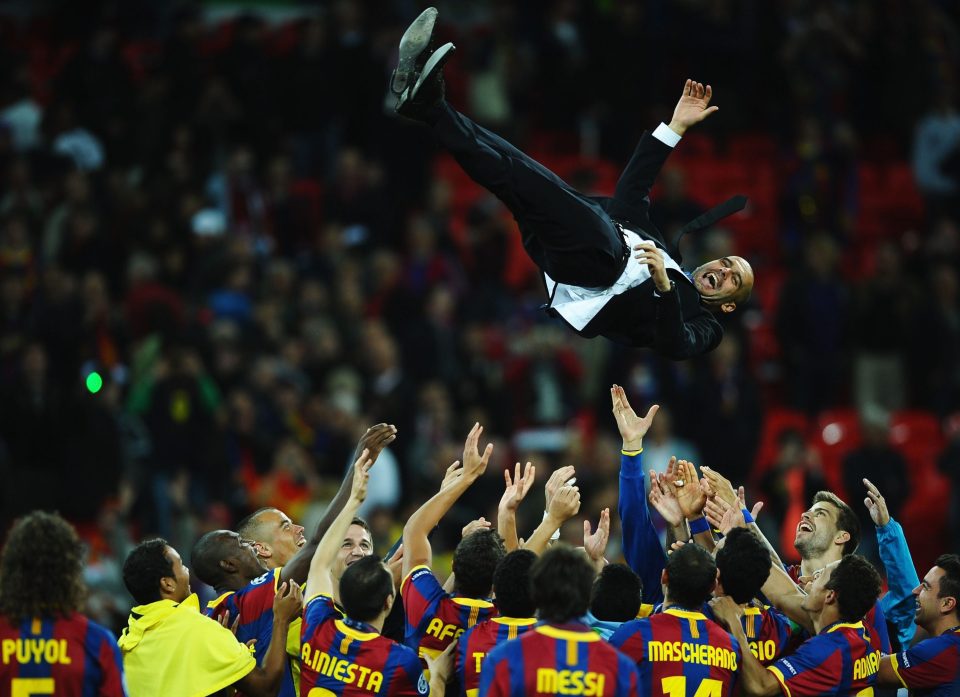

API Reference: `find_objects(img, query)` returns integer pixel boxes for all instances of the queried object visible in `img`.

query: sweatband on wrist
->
[741,509,755,524]
[688,517,710,535]
[543,510,560,541]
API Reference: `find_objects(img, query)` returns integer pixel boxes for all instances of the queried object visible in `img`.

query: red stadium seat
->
[810,409,862,499]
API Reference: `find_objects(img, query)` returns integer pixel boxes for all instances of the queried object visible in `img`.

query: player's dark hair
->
[715,528,771,604]
[590,563,643,622]
[190,530,232,588]
[0,511,86,621]
[452,529,506,599]
[350,517,373,537]
[935,553,960,616]
[530,544,595,623]
[493,550,537,618]
[813,491,860,556]
[824,555,881,623]
[340,555,394,622]
[123,538,174,605]
[665,543,717,609]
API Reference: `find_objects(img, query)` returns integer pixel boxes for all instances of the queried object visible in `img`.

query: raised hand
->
[355,423,397,463]
[704,495,744,535]
[674,460,707,519]
[462,423,494,481]
[462,517,492,538]
[738,485,764,522]
[440,460,463,490]
[648,461,684,527]
[863,478,890,527]
[583,508,611,563]
[610,384,659,451]
[349,449,372,504]
[499,462,536,513]
[545,465,576,511]
[700,466,739,509]
[548,485,582,523]
[384,544,404,589]
[668,79,719,136]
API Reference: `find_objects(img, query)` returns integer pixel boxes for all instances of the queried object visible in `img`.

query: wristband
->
[741,508,754,524]
[688,517,710,535]
[543,510,560,541]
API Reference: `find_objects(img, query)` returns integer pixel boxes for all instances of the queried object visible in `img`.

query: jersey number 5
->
[12,678,55,697]
[661,676,723,697]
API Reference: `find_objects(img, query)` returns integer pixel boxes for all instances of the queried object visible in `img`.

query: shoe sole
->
[391,7,438,95]
[408,42,455,102]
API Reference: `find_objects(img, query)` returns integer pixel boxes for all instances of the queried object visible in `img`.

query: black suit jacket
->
[568,130,723,360]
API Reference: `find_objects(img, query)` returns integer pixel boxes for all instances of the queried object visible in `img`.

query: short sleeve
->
[192,616,257,692]
[400,648,430,696]
[90,622,126,697]
[768,637,840,697]
[402,566,446,632]
[303,594,339,638]
[891,636,960,689]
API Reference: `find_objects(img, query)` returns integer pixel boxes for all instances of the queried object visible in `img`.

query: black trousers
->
[432,102,627,288]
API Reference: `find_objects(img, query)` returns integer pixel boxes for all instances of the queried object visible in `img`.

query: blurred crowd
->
[0,0,959,636]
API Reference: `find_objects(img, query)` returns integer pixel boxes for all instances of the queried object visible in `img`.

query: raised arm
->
[611,384,666,604]
[403,423,493,577]
[583,508,611,574]
[303,449,372,603]
[281,424,396,586]
[612,79,718,213]
[497,462,535,552]
[865,477,920,646]
[524,485,581,555]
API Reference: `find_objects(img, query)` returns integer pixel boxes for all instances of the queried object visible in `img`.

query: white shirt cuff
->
[652,122,682,148]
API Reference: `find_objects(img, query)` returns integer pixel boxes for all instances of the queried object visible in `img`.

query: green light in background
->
[86,371,103,394]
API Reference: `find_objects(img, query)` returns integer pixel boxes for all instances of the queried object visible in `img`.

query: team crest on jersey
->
[418,672,429,694]
[251,571,272,586]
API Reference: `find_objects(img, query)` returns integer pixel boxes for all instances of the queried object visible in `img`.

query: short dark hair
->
[813,491,860,556]
[590,563,643,622]
[935,553,960,617]
[339,555,393,622]
[349,517,373,538]
[493,550,537,618]
[452,529,506,599]
[665,543,717,609]
[123,539,174,605]
[530,544,595,623]
[715,528,771,604]
[236,508,276,540]
[825,555,881,623]
[0,511,86,621]
[190,531,231,588]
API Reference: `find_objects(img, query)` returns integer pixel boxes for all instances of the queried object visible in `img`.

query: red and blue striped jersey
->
[610,607,741,697]
[768,621,879,696]
[456,617,536,697]
[300,594,427,696]
[401,566,496,661]
[786,564,890,654]
[889,627,960,697]
[0,613,126,697]
[740,605,799,667]
[206,567,297,697]
[479,622,639,697]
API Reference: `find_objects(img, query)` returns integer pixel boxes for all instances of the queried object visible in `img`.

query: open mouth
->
[297,537,306,547]
[705,271,719,289]
[797,521,814,534]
